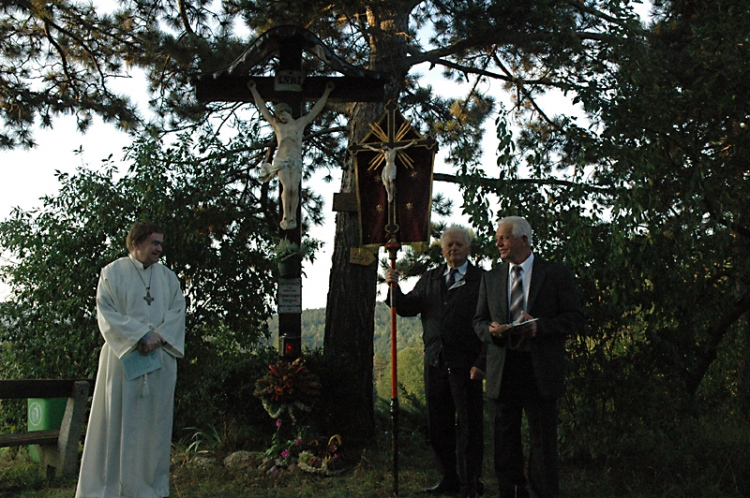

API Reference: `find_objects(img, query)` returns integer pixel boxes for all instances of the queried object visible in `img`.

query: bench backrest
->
[0,379,95,399]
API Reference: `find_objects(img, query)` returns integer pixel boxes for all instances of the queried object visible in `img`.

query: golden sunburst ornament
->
[364,121,417,173]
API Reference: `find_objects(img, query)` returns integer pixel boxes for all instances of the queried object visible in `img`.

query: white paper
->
[510,317,539,328]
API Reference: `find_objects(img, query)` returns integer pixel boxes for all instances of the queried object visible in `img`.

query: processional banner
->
[352,105,436,248]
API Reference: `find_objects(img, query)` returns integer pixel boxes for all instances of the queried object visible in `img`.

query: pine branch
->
[432,172,614,194]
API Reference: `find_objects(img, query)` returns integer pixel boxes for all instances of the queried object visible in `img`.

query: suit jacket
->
[473,255,584,399]
[388,263,486,371]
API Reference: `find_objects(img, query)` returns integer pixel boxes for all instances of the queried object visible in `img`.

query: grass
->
[1,415,749,497]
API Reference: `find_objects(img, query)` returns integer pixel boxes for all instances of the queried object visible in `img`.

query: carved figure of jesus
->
[361,140,417,203]
[248,80,335,230]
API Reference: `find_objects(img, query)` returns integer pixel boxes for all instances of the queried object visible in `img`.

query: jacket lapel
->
[496,262,510,321]
[444,262,479,291]
[528,256,547,312]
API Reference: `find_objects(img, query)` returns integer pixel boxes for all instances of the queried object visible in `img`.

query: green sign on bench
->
[28,397,68,463]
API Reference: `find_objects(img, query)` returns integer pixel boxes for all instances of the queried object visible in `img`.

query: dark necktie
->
[446,268,458,288]
[509,266,524,323]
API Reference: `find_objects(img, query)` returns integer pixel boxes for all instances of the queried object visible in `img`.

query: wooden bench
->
[0,379,92,477]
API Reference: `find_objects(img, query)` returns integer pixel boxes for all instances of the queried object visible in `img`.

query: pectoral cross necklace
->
[130,258,155,305]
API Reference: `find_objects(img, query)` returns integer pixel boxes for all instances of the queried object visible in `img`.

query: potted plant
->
[273,239,310,278]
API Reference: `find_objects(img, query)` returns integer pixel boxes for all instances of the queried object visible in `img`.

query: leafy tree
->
[0,0,141,148]
[3,0,750,446]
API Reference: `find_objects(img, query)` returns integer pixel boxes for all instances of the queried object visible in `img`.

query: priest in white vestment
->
[76,221,186,498]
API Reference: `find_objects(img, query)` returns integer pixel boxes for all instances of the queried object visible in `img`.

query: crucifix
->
[191,25,388,359]
[247,80,335,230]
[358,138,417,203]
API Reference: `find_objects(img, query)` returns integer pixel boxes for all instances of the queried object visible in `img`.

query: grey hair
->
[497,216,533,247]
[440,225,472,247]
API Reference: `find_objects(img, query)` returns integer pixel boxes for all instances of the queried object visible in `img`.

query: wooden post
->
[56,381,90,476]
[37,380,90,477]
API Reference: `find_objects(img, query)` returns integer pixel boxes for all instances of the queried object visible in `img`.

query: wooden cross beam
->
[195,75,384,104]
[193,34,386,106]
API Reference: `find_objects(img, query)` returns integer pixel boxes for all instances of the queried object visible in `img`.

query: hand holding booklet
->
[121,349,162,381]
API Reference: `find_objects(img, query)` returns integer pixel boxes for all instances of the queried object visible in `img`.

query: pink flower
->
[295,439,302,446]
[281,450,291,459]
[276,419,282,427]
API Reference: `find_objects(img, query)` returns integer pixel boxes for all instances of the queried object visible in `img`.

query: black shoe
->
[475,479,484,496]
[459,484,477,498]
[423,479,461,495]
[499,485,530,498]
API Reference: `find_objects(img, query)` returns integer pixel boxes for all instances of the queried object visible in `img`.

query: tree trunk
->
[685,289,750,396]
[323,7,411,445]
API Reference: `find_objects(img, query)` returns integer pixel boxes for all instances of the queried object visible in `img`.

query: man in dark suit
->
[386,226,486,498]
[474,216,584,498]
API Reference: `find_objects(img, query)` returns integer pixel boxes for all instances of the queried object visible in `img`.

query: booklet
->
[510,317,539,328]
[121,350,162,381]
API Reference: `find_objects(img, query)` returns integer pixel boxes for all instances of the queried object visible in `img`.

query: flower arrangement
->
[273,239,313,277]
[259,419,305,473]
[297,434,345,476]
[253,357,322,422]
[254,358,346,476]
[259,423,345,476]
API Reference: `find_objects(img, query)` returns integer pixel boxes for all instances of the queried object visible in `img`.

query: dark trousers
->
[489,350,559,498]
[425,362,484,486]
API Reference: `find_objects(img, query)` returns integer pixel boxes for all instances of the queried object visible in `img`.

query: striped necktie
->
[509,266,524,323]
[446,268,458,288]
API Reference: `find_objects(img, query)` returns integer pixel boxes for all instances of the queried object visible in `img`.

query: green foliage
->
[272,239,312,263]
[0,1,141,148]
[171,425,226,467]
[0,165,124,381]
[375,347,426,417]
[174,344,280,447]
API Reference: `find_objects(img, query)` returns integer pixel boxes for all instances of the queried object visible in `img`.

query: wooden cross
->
[190,25,389,360]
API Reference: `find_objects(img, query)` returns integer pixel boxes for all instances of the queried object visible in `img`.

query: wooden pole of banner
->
[348,101,436,496]
[385,220,401,496]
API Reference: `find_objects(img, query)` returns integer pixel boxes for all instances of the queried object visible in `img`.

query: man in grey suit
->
[474,216,584,498]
